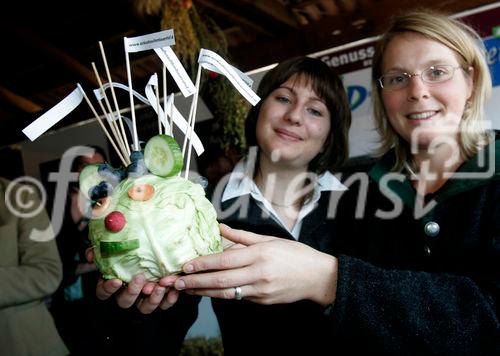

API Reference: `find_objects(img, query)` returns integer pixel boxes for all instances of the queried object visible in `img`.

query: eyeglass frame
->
[377,65,467,91]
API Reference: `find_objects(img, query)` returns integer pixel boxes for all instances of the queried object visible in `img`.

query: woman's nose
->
[285,105,303,125]
[406,75,430,101]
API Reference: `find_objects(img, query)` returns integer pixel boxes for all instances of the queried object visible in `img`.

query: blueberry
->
[115,168,127,181]
[99,181,114,196]
[97,163,113,175]
[88,185,101,201]
[89,181,114,201]
[130,151,144,163]
[126,161,148,178]
[98,164,124,186]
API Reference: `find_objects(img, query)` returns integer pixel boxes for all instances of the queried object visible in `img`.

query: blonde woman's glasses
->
[378,65,465,91]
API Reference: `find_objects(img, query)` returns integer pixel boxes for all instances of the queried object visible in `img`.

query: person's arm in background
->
[56,189,96,287]
[0,179,62,308]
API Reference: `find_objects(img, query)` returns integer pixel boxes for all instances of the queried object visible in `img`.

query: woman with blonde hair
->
[161,9,499,354]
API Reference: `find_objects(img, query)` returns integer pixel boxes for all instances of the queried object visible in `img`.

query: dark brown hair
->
[245,56,351,173]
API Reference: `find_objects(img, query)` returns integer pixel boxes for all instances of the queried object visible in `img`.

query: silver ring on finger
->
[234,286,242,300]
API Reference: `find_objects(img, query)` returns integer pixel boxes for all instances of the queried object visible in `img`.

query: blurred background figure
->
[49,145,106,355]
[0,176,68,355]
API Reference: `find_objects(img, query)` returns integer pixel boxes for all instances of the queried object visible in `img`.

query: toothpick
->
[99,41,131,157]
[183,66,202,180]
[77,84,127,166]
[91,62,129,164]
[124,38,140,152]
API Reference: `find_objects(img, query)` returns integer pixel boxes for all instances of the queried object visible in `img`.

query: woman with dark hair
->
[206,56,351,355]
[94,56,352,354]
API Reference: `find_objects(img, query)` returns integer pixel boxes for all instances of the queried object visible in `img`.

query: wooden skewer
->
[184,98,199,180]
[94,86,121,147]
[99,41,131,156]
[77,84,127,166]
[183,66,202,180]
[91,63,129,163]
[181,66,201,160]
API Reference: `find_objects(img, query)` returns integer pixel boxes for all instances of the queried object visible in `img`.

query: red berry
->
[105,211,126,232]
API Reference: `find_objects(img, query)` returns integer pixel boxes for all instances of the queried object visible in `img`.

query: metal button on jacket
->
[424,245,431,256]
[424,221,440,237]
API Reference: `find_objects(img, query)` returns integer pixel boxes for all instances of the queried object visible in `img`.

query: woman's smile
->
[274,127,302,141]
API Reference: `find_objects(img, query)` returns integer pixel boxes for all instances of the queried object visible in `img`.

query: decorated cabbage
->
[81,135,222,282]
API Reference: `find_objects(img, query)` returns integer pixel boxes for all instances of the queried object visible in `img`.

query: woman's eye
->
[276,96,291,104]
[307,108,322,117]
[389,74,406,84]
[430,68,446,77]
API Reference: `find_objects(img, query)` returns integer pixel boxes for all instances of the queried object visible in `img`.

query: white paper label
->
[22,86,84,141]
[145,74,170,133]
[124,29,175,53]
[154,46,196,97]
[198,49,260,105]
[92,81,204,156]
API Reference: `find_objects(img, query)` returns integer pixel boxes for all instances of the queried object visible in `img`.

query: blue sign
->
[484,36,500,87]
[347,85,368,111]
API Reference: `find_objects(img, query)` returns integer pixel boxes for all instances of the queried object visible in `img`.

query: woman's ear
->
[465,66,474,100]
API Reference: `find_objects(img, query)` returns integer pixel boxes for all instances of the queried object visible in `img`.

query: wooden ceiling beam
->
[229,0,498,71]
[318,0,341,15]
[0,20,104,88]
[195,0,274,35]
[238,0,299,28]
[301,0,500,52]
[0,85,42,113]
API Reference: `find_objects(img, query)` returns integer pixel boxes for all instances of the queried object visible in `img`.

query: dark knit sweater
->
[329,136,500,355]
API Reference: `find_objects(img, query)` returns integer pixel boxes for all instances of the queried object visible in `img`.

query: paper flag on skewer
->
[93,81,205,156]
[22,30,254,162]
[198,49,260,106]
[145,74,170,133]
[22,87,84,141]
[154,46,196,97]
[124,29,175,53]
[124,29,177,151]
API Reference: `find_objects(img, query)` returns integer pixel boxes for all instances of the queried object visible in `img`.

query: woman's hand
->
[85,248,180,313]
[173,224,338,306]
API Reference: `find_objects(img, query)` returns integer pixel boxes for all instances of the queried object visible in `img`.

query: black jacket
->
[213,190,344,356]
[330,136,500,355]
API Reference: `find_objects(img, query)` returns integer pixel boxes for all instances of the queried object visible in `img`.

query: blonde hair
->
[371,8,492,171]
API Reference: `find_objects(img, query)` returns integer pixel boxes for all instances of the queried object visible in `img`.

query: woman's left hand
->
[172,224,338,306]
[86,247,180,313]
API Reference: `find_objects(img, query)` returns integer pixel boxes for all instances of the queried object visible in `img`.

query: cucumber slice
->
[79,164,103,199]
[100,239,140,255]
[144,134,183,177]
